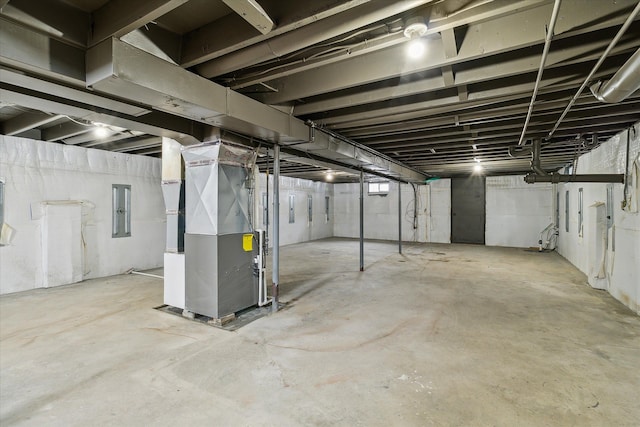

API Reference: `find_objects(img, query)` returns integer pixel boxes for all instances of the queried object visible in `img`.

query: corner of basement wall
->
[0,136,166,295]
[556,122,640,315]
[485,175,553,248]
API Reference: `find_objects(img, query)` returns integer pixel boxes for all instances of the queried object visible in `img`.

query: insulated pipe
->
[196,0,430,78]
[398,182,402,254]
[517,0,562,146]
[359,169,364,272]
[524,173,625,184]
[272,144,280,312]
[549,1,640,137]
[590,47,640,103]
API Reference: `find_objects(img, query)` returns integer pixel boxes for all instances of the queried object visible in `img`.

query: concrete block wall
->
[485,175,553,248]
[557,123,640,314]
[333,179,451,243]
[0,136,165,295]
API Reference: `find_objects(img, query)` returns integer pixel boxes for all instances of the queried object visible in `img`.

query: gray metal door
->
[451,177,485,244]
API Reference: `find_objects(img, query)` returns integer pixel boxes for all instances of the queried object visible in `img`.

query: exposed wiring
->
[430,0,495,22]
[226,25,402,83]
[62,115,94,127]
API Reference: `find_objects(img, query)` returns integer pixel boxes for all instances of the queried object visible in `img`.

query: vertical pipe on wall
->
[272,144,280,312]
[398,181,402,254]
[359,169,364,272]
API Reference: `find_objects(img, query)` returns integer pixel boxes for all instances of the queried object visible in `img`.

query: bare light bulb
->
[94,126,109,138]
[326,173,334,182]
[473,164,483,173]
[407,39,425,59]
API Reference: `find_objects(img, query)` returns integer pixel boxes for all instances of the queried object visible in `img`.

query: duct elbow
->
[590,48,640,103]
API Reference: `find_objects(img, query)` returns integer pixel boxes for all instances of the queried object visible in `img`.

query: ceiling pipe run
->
[590,47,640,103]
[523,138,624,184]
[524,173,625,183]
[530,139,548,176]
[517,0,562,146]
[548,1,640,138]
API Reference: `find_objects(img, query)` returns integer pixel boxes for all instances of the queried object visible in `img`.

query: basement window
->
[368,182,390,195]
[112,184,131,238]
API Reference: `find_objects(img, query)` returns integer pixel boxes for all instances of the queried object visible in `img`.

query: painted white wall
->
[332,179,451,243]
[257,174,333,247]
[427,179,451,243]
[557,123,640,314]
[0,136,165,295]
[486,175,553,248]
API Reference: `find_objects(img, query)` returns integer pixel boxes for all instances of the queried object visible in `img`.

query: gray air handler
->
[181,141,262,319]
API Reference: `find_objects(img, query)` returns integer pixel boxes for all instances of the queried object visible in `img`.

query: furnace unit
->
[181,142,259,319]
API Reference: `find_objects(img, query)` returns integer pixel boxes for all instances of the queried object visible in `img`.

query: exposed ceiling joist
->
[2,111,62,136]
[180,0,372,68]
[294,32,638,116]
[89,0,189,47]
[257,0,637,105]
[221,0,274,35]
[196,0,430,78]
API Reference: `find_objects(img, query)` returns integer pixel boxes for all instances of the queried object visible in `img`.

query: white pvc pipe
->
[257,229,270,306]
[129,270,164,279]
[517,0,562,146]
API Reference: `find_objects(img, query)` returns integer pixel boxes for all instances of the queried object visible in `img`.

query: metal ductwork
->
[590,48,640,103]
[86,38,426,183]
[194,0,431,78]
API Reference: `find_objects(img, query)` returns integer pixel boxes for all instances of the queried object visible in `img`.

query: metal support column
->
[398,181,402,254]
[272,144,280,312]
[359,169,364,272]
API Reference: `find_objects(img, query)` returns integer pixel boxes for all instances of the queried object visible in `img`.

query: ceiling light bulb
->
[326,172,334,181]
[473,164,483,173]
[94,126,109,138]
[407,39,425,59]
[474,157,481,163]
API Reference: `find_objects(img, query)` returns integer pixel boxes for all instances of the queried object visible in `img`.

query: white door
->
[42,204,83,288]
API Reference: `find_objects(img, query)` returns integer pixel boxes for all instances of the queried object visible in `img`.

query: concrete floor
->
[1,239,639,426]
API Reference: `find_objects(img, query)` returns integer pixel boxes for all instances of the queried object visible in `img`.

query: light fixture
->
[473,164,483,173]
[404,16,427,59]
[474,157,481,163]
[326,172,334,181]
[407,39,425,59]
[94,126,109,138]
[472,144,478,150]
[403,16,428,39]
